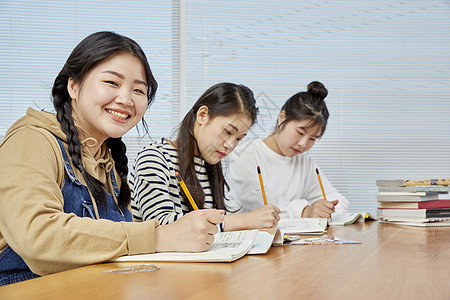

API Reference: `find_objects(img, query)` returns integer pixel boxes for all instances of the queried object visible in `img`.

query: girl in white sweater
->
[226,81,349,218]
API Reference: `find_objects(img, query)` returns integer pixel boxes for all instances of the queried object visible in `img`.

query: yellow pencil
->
[316,168,333,221]
[175,171,198,210]
[257,166,268,205]
[315,168,327,201]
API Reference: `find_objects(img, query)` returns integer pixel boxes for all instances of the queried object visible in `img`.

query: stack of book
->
[376,179,450,227]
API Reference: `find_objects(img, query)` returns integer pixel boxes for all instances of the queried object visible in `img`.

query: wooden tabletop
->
[1,221,449,300]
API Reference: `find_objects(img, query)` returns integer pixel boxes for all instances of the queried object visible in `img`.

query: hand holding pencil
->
[237,166,280,229]
[302,168,338,218]
[155,209,224,252]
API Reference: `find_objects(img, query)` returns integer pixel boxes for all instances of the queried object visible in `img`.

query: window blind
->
[0,0,180,167]
[184,0,450,213]
[1,0,449,213]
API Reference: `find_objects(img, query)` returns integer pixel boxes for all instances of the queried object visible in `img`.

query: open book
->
[328,212,377,226]
[111,230,257,263]
[248,228,277,254]
[273,218,328,245]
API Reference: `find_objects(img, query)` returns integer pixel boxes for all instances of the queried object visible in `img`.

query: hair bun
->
[307,81,328,99]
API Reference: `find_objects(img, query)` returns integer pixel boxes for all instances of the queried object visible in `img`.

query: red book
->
[378,200,450,209]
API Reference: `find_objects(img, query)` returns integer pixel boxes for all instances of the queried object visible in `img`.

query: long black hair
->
[52,31,157,210]
[176,82,258,210]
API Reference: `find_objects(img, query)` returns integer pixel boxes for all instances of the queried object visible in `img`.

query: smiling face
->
[193,106,252,164]
[67,52,148,148]
[265,111,323,157]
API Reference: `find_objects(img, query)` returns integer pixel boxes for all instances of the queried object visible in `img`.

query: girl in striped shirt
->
[131,82,280,231]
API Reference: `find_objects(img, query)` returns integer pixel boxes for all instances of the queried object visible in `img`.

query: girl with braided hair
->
[0,31,223,286]
[226,81,349,219]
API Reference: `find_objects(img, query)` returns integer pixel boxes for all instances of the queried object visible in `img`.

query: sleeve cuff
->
[285,199,310,218]
[121,219,159,255]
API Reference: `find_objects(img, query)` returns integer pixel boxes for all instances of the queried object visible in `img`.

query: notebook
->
[111,230,257,263]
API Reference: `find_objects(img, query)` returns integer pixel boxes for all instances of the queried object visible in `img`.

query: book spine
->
[426,209,450,218]
[378,200,450,209]
[377,208,425,218]
[377,194,433,202]
[405,179,450,186]
[378,186,450,193]
[376,179,450,187]
[419,200,450,209]
[377,208,450,219]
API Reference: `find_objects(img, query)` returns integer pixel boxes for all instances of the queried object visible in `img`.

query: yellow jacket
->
[0,108,157,276]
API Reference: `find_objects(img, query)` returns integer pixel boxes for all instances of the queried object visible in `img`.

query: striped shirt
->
[130,138,213,225]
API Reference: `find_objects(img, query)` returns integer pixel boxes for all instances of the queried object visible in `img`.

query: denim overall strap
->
[55,136,132,221]
[55,136,82,185]
[109,164,120,197]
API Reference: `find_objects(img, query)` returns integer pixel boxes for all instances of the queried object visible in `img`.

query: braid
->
[54,83,108,209]
[106,138,131,210]
[59,102,83,170]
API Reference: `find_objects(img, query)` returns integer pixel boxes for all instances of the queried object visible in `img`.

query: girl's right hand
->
[155,209,224,253]
[302,199,339,218]
[246,204,281,229]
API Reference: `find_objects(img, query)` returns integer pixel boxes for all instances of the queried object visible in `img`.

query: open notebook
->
[273,218,328,245]
[248,228,278,254]
[328,212,377,226]
[110,230,257,263]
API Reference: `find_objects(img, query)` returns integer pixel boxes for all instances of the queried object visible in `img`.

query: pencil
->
[257,166,268,205]
[175,171,198,210]
[315,168,327,201]
[316,168,333,221]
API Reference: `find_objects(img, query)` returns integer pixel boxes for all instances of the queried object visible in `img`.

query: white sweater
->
[225,139,349,218]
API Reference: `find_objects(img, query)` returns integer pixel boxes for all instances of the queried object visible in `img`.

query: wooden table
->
[1,221,449,299]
